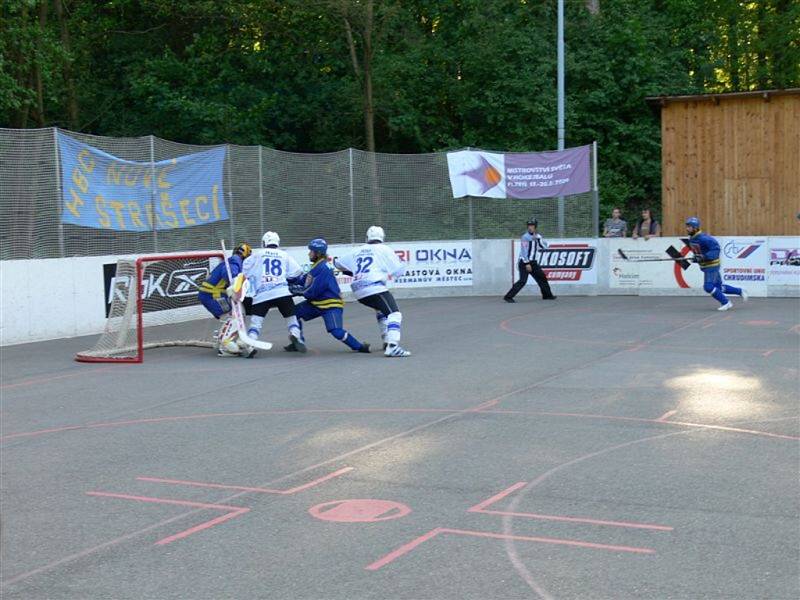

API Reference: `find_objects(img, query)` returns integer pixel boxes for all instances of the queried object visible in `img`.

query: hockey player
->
[197,242,253,355]
[287,238,370,354]
[240,231,306,357]
[685,216,748,311]
[334,226,411,357]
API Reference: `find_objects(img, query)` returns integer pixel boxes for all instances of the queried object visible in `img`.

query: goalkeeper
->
[197,242,253,355]
[287,238,370,354]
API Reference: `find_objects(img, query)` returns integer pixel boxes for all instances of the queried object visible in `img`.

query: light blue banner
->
[58,132,227,231]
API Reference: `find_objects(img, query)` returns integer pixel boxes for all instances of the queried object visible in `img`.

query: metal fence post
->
[54,128,65,258]
[149,135,158,252]
[226,144,234,245]
[258,144,264,234]
[349,148,355,243]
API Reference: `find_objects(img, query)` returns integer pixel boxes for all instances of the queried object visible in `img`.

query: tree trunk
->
[54,0,79,129]
[362,0,375,154]
[33,0,49,127]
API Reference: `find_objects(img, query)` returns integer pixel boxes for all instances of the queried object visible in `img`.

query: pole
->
[557,0,565,237]
[54,128,65,257]
[592,140,600,236]
[226,145,234,245]
[258,145,264,234]
[149,135,158,253]
[349,148,355,244]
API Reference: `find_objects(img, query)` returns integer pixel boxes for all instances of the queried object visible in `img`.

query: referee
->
[503,217,556,302]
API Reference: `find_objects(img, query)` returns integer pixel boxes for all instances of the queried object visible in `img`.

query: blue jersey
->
[302,259,344,310]
[687,231,721,271]
[198,255,243,298]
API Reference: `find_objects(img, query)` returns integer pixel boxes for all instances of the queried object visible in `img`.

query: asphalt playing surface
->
[1,295,799,599]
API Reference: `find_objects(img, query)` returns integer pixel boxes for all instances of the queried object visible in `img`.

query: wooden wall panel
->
[660,93,800,236]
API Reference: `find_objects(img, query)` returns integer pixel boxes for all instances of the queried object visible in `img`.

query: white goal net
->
[75,252,224,363]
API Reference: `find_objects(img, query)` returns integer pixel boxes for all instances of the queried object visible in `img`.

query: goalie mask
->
[234,243,253,259]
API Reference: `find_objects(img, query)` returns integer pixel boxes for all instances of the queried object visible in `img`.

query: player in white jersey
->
[241,231,306,356]
[334,226,411,357]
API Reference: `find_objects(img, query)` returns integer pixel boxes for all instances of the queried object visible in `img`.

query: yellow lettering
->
[77,149,95,173]
[195,195,210,220]
[66,189,85,217]
[144,202,155,228]
[106,162,123,185]
[72,167,89,194]
[160,192,179,228]
[108,201,126,229]
[124,167,140,187]
[95,194,111,228]
[142,169,152,190]
[128,202,144,229]
[178,198,196,226]
[157,160,176,189]
[211,184,221,219]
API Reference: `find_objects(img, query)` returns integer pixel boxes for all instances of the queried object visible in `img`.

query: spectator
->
[632,208,661,239]
[603,208,627,237]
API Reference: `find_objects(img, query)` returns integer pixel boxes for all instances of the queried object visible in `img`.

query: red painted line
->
[762,349,776,357]
[154,508,249,546]
[366,526,655,570]
[366,528,445,570]
[657,410,678,421]
[468,482,527,512]
[442,528,655,554]
[85,491,244,512]
[0,367,116,390]
[701,323,714,329]
[790,324,800,334]
[137,466,353,495]
[475,509,672,531]
[469,399,500,412]
[85,491,249,545]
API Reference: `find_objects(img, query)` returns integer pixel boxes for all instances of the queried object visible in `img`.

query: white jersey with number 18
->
[243,248,303,303]
[335,243,406,300]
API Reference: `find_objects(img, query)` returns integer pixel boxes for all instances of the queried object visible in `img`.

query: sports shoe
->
[717,302,733,311]
[357,343,371,354]
[740,289,749,302]
[542,295,557,300]
[217,348,239,358]
[385,343,411,357]
[241,346,258,359]
[289,333,307,353]
[503,296,516,303]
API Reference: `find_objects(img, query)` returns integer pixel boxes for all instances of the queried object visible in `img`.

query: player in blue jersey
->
[197,242,253,355]
[685,217,748,311]
[286,238,370,354]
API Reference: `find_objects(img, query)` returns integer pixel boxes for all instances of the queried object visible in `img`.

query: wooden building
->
[647,89,799,236]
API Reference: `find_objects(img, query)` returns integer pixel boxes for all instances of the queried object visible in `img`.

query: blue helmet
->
[308,238,328,254]
[685,216,701,229]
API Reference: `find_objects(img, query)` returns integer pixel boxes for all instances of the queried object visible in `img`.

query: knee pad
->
[329,327,347,341]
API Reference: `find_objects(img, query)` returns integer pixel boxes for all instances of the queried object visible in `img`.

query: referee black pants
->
[505,261,554,300]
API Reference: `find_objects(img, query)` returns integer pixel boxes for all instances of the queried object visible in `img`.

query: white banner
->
[512,238,598,285]
[768,237,800,286]
[608,238,704,290]
[284,241,473,293]
[718,237,768,296]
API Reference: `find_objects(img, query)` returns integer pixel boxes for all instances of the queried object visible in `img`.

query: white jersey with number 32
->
[335,243,405,300]
[243,248,303,303]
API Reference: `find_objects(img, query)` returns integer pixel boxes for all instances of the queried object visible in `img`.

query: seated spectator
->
[603,208,627,237]
[632,208,661,239]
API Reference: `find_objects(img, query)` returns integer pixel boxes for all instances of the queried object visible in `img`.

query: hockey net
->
[75,252,224,363]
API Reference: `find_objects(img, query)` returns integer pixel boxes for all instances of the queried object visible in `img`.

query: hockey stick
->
[220,241,273,351]
[617,248,694,263]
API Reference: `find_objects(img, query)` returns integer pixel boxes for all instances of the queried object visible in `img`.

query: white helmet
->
[261,231,280,247]
[366,225,385,243]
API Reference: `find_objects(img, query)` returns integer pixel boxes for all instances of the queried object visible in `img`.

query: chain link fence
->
[0,128,599,260]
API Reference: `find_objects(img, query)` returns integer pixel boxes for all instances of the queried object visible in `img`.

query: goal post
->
[75,251,225,363]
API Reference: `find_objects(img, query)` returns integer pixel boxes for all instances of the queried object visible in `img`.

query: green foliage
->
[1,0,797,227]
